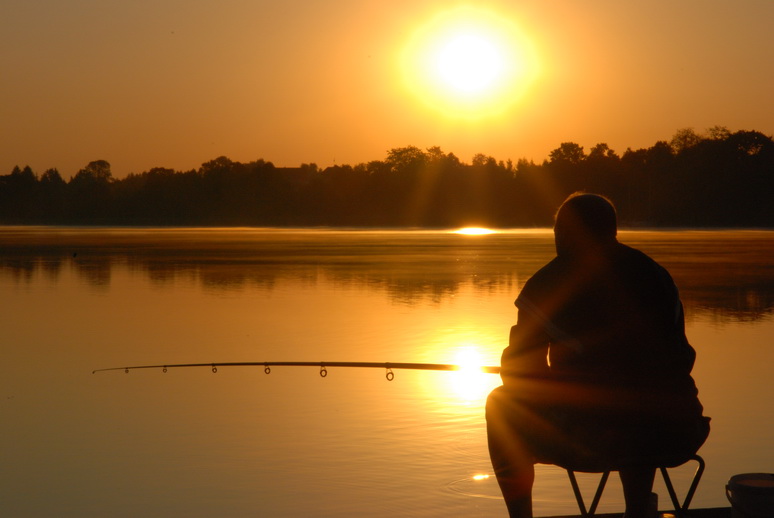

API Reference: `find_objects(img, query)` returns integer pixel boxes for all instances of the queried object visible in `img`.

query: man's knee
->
[486,385,512,424]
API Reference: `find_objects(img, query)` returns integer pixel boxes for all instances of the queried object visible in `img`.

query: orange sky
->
[2,0,773,178]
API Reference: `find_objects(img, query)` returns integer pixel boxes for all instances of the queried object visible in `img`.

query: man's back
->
[487,193,709,518]
[520,243,696,387]
[512,242,705,443]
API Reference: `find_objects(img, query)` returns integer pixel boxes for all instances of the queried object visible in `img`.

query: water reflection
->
[447,473,502,500]
[446,347,499,401]
[74,256,112,288]
[1,228,772,321]
[2,227,770,516]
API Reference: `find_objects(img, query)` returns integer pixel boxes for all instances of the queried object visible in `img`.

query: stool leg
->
[588,471,610,516]
[660,466,680,511]
[682,455,705,511]
[660,454,705,514]
[567,470,589,517]
[567,470,610,517]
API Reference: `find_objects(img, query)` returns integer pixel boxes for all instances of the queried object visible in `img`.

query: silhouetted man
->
[486,193,709,518]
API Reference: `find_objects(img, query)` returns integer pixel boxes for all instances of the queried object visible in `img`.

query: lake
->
[1,227,772,517]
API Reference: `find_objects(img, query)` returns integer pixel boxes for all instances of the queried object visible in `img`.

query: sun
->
[400,6,538,119]
[435,33,505,95]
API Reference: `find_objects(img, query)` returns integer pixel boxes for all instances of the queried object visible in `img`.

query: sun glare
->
[401,6,538,119]
[456,348,484,373]
[453,227,497,235]
[449,346,498,401]
[436,34,504,95]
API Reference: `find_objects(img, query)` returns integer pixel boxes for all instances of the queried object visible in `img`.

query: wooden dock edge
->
[543,507,732,518]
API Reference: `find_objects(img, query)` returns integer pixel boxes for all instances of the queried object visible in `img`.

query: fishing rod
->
[93,361,501,381]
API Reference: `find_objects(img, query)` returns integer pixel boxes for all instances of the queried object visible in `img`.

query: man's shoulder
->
[614,243,679,300]
[517,256,566,302]
[615,243,670,276]
[615,242,649,260]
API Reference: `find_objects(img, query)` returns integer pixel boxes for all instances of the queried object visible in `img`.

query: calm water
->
[1,228,772,517]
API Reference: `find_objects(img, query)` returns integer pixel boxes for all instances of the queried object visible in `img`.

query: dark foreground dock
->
[545,508,732,518]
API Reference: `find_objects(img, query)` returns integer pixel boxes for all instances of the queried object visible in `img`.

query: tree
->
[40,168,65,186]
[471,153,497,167]
[199,156,234,176]
[14,165,37,182]
[584,143,623,206]
[707,125,731,141]
[68,160,114,222]
[385,146,427,173]
[549,142,586,165]
[727,130,773,156]
[587,143,619,161]
[670,128,703,154]
[73,160,112,183]
[0,165,38,221]
[39,168,67,221]
[300,163,319,174]
[425,146,446,163]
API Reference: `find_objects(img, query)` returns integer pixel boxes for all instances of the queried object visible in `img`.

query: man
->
[486,193,709,518]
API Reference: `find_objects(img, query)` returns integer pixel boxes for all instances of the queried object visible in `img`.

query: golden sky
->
[2,0,773,178]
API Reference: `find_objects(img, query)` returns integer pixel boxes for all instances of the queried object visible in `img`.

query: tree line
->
[1,127,772,227]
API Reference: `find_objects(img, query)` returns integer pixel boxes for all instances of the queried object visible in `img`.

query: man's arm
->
[500,313,551,386]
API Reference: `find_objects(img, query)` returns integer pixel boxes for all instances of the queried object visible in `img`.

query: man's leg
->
[619,466,656,518]
[486,387,536,518]
[493,462,534,518]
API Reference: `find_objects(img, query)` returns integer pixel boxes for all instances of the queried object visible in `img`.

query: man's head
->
[554,193,618,256]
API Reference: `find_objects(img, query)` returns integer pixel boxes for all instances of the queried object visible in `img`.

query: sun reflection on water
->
[452,227,497,235]
[448,346,501,401]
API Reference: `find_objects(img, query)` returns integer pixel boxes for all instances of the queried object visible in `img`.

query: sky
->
[2,0,773,179]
